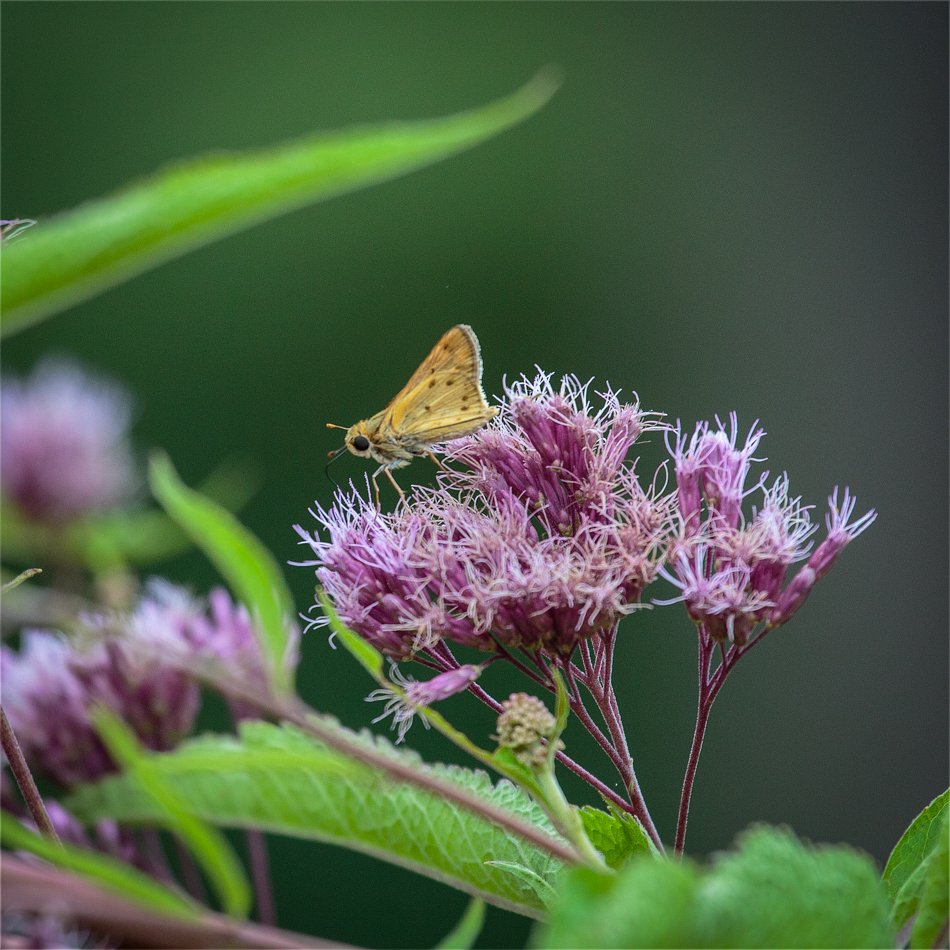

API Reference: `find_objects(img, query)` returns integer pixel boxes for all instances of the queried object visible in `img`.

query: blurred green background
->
[3,3,946,947]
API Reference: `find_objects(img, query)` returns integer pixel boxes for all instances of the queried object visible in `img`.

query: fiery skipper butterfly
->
[327,325,498,503]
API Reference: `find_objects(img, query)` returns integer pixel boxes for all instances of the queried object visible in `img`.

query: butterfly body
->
[329,324,497,502]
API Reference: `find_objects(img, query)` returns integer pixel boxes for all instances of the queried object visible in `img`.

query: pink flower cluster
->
[662,415,876,644]
[296,372,672,658]
[298,375,876,664]
[1,582,281,787]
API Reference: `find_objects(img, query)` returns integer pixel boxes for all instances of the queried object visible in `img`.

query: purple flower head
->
[367,664,482,743]
[126,579,299,692]
[770,487,877,626]
[1,359,136,523]
[0,580,286,787]
[0,620,198,787]
[663,417,876,643]
[666,413,765,535]
[2,631,113,785]
[295,371,673,658]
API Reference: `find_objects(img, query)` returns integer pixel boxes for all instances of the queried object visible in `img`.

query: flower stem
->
[674,685,711,855]
[599,677,662,851]
[674,630,740,855]
[246,829,276,925]
[227,701,277,925]
[534,766,608,872]
[0,704,59,844]
[563,630,664,853]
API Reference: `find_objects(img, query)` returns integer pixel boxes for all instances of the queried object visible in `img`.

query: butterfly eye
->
[352,435,370,452]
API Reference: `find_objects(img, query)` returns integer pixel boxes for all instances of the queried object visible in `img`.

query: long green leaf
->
[67,720,565,919]
[92,708,252,919]
[149,453,295,695]
[1,813,199,919]
[908,810,948,948]
[883,788,948,931]
[1,70,560,335]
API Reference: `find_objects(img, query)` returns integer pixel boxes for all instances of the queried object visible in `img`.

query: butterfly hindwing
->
[387,368,496,441]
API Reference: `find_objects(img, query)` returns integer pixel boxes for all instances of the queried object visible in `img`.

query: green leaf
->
[91,708,252,919]
[1,460,257,571]
[1,813,199,919]
[579,805,656,870]
[74,458,261,570]
[909,809,948,949]
[538,861,695,949]
[149,452,295,695]
[484,861,558,907]
[67,719,565,919]
[695,826,894,948]
[435,898,486,950]
[884,789,949,929]
[535,825,895,949]
[1,71,560,335]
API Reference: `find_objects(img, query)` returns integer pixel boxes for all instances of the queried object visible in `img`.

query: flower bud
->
[494,693,562,768]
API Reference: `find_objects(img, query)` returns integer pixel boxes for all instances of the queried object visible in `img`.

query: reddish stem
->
[227,701,276,926]
[674,628,751,855]
[174,836,207,902]
[246,830,276,925]
[423,638,664,848]
[0,705,59,844]
[673,680,710,853]
[576,655,663,852]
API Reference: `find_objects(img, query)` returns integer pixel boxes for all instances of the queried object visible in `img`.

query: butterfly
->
[327,324,498,504]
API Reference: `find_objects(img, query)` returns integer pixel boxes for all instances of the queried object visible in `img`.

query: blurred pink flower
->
[0,580,295,786]
[1,359,136,522]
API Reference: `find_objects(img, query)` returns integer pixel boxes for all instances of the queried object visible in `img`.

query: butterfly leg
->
[372,464,406,508]
[383,466,407,504]
[425,450,450,474]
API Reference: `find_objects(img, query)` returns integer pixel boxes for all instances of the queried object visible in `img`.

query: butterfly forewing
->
[385,326,481,405]
[383,325,496,441]
[334,324,497,495]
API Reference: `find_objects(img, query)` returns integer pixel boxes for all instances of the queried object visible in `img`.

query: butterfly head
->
[326,421,376,461]
[344,422,374,459]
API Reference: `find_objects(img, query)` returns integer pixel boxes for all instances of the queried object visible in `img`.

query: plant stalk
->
[0,704,60,844]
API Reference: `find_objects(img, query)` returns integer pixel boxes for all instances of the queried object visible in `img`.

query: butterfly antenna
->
[325,422,347,431]
[325,446,346,490]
